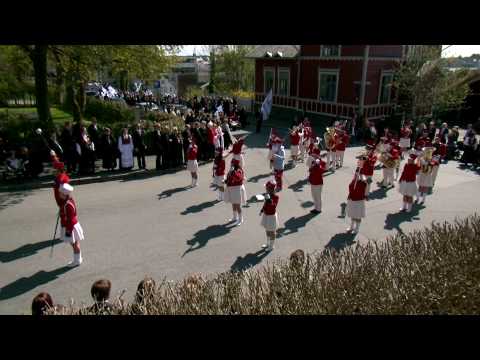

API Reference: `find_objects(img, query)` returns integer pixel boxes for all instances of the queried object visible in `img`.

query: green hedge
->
[84,98,135,125]
[49,215,480,315]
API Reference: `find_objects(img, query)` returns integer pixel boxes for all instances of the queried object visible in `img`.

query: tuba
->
[324,127,336,150]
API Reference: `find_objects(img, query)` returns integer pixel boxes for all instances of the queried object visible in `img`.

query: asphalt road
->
[1,128,480,314]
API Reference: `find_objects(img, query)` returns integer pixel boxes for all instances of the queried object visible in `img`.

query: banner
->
[261,89,273,121]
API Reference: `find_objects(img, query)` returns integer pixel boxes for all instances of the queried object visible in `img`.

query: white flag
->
[261,90,273,121]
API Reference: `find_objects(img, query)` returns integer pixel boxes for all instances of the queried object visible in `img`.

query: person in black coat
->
[152,123,163,170]
[100,128,117,171]
[170,129,183,167]
[160,127,171,169]
[181,125,191,165]
[61,121,77,173]
[132,123,147,170]
[88,118,101,159]
[255,109,263,133]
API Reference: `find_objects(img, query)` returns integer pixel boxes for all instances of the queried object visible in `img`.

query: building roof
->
[247,45,300,59]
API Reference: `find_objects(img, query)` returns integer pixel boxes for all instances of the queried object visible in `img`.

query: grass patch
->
[49,215,480,315]
[0,107,75,127]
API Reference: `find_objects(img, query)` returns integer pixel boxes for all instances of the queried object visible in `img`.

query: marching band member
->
[306,137,321,168]
[272,138,286,192]
[230,135,246,169]
[414,130,432,154]
[430,154,441,191]
[416,147,435,204]
[212,148,230,201]
[334,128,350,168]
[266,129,279,170]
[308,157,327,214]
[360,145,377,199]
[260,180,280,252]
[398,153,420,212]
[290,126,301,167]
[378,138,395,188]
[390,139,402,181]
[186,138,199,187]
[346,161,368,234]
[302,118,313,161]
[224,159,247,226]
[324,127,336,172]
[399,120,413,157]
[50,150,70,209]
[58,183,85,267]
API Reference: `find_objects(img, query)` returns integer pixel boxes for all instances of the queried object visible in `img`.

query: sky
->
[178,45,480,57]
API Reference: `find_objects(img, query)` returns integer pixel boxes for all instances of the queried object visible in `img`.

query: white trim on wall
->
[263,66,275,94]
[317,68,340,103]
[320,45,342,57]
[277,67,291,97]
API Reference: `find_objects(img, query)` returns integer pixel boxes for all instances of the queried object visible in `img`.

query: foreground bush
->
[83,97,135,125]
[51,215,480,315]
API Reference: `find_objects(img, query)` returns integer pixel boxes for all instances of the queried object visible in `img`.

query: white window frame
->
[320,45,342,57]
[277,67,290,97]
[318,68,340,103]
[378,71,394,104]
[263,66,275,94]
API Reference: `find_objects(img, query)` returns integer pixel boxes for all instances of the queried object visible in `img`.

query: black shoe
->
[310,209,321,214]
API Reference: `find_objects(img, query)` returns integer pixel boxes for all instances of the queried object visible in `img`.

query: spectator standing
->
[132,122,147,170]
[87,118,100,157]
[100,128,117,171]
[152,123,163,170]
[118,128,134,171]
[427,121,438,142]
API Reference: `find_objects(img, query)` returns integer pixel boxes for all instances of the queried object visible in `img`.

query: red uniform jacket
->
[60,198,78,233]
[231,139,244,155]
[400,163,420,182]
[348,176,367,201]
[434,143,447,158]
[290,132,300,146]
[207,128,216,145]
[360,154,377,176]
[335,134,350,151]
[214,159,226,176]
[400,127,412,139]
[187,146,198,160]
[262,194,279,215]
[415,136,431,149]
[308,161,326,185]
[52,155,70,207]
[390,147,400,160]
[304,126,313,140]
[226,168,244,186]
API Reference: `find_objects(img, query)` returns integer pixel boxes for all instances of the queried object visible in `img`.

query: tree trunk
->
[77,80,86,116]
[31,45,52,125]
[66,74,82,123]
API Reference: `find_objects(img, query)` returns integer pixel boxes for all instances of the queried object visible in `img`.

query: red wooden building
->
[249,45,431,122]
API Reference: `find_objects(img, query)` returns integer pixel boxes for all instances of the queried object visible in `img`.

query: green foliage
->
[83,98,135,125]
[0,46,35,105]
[50,215,480,315]
[184,85,205,100]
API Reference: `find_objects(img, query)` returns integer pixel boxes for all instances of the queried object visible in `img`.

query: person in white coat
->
[118,128,134,170]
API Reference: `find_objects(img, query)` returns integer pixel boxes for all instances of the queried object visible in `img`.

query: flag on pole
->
[261,89,273,121]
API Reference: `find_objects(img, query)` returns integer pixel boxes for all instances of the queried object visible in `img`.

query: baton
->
[50,211,60,258]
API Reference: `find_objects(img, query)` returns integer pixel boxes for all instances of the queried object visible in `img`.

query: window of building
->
[264,67,275,93]
[318,70,339,103]
[320,45,340,57]
[278,68,290,96]
[379,72,393,104]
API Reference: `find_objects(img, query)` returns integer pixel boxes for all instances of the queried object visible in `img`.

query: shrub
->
[49,215,480,315]
[84,98,135,125]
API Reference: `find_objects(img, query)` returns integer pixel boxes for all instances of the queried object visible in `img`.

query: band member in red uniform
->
[290,126,301,167]
[212,148,231,201]
[346,163,368,234]
[50,150,70,208]
[398,153,420,212]
[260,180,279,252]
[399,121,413,157]
[58,183,84,267]
[272,138,286,192]
[302,119,313,161]
[230,135,246,169]
[186,139,199,187]
[309,157,326,214]
[306,137,321,168]
[224,159,247,226]
[360,145,377,198]
[266,129,280,170]
[430,154,441,191]
[334,128,350,168]
[390,140,402,181]
[414,130,432,154]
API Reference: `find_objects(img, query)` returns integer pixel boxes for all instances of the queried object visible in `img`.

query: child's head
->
[91,279,111,303]
[289,249,305,268]
[32,292,53,315]
[135,277,156,304]
[59,183,73,200]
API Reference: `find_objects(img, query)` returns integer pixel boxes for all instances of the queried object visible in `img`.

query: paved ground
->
[1,125,480,314]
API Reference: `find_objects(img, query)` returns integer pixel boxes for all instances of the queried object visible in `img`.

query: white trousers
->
[335,151,345,166]
[382,168,395,186]
[310,184,323,211]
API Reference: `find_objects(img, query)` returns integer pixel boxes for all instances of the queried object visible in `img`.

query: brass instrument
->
[324,127,336,151]
[375,141,395,168]
[419,147,435,174]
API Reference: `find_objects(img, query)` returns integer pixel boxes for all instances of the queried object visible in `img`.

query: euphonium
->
[324,127,336,150]
[420,147,435,173]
